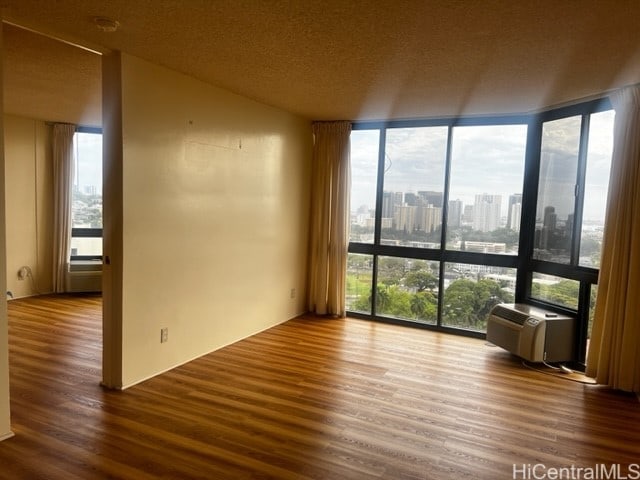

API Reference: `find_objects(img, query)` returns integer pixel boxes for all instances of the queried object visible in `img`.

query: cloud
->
[350,112,613,224]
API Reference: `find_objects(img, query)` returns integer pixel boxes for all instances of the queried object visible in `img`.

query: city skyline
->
[351,111,614,225]
[353,188,526,230]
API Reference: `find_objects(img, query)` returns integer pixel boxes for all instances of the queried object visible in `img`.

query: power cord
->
[541,360,573,374]
[18,266,42,296]
[522,360,597,385]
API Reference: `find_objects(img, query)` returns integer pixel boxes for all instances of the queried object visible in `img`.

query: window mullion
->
[572,114,590,266]
[437,125,454,327]
[373,128,386,246]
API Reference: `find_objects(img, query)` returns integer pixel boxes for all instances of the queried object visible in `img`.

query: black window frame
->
[70,125,103,262]
[348,97,613,369]
[516,98,612,366]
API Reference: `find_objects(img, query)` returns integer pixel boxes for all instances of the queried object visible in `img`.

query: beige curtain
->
[307,121,351,317]
[585,86,640,392]
[52,123,76,293]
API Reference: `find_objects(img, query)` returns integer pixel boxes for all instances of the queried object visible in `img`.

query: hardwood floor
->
[2,295,639,479]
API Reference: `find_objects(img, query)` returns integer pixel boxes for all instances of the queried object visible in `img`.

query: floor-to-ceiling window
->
[521,104,615,364]
[348,99,614,367]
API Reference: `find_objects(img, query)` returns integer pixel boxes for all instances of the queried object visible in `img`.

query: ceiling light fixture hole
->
[94,16,120,33]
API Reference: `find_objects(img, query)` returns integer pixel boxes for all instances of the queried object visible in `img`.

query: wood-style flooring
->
[1,294,639,479]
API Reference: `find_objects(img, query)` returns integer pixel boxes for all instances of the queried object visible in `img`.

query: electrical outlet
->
[160,327,168,343]
[290,288,296,299]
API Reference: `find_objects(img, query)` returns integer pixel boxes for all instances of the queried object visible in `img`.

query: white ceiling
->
[3,0,640,126]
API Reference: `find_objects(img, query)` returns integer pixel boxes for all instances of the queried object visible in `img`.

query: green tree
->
[442,279,477,326]
[409,260,428,272]
[377,257,407,287]
[443,278,513,330]
[405,270,437,292]
[474,278,513,320]
[410,291,438,322]
[377,285,412,318]
[531,279,579,309]
[353,292,372,312]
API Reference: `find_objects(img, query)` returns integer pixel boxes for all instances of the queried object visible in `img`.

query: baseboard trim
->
[0,431,15,442]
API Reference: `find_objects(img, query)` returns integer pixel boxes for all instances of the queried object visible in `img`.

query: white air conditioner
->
[487,303,575,363]
[66,261,102,293]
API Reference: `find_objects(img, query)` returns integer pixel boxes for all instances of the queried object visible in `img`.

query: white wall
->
[106,54,312,388]
[4,115,53,299]
[0,21,15,441]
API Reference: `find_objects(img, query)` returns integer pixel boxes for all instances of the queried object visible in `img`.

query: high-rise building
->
[418,191,443,208]
[416,205,442,232]
[508,202,522,231]
[382,191,403,219]
[382,191,393,218]
[543,206,557,229]
[473,194,502,232]
[537,206,558,249]
[463,205,474,224]
[394,205,416,232]
[448,199,463,228]
[404,192,419,206]
[507,194,522,230]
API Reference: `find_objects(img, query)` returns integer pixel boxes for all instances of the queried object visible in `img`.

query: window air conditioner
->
[486,303,575,363]
[66,261,102,293]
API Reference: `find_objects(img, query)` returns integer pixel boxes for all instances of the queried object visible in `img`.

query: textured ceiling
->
[3,0,640,126]
[3,23,101,125]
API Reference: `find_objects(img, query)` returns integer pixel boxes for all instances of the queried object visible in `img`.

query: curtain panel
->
[585,86,640,393]
[52,123,76,293]
[307,121,351,317]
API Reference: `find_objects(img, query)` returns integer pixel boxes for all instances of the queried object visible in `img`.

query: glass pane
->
[70,237,103,258]
[534,116,581,264]
[447,125,527,255]
[72,132,103,229]
[346,254,373,313]
[580,110,614,268]
[350,130,380,244]
[441,263,516,332]
[530,273,579,310]
[375,257,439,324]
[381,127,448,248]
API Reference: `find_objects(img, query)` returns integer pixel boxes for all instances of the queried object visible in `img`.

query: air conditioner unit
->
[66,261,102,293]
[487,303,575,363]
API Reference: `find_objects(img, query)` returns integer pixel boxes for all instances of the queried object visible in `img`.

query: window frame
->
[348,98,613,368]
[70,126,103,262]
[516,98,612,365]
[350,114,530,339]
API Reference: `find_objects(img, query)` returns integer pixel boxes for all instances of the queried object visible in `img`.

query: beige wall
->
[0,21,15,441]
[4,115,54,299]
[1,114,53,439]
[107,54,312,388]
